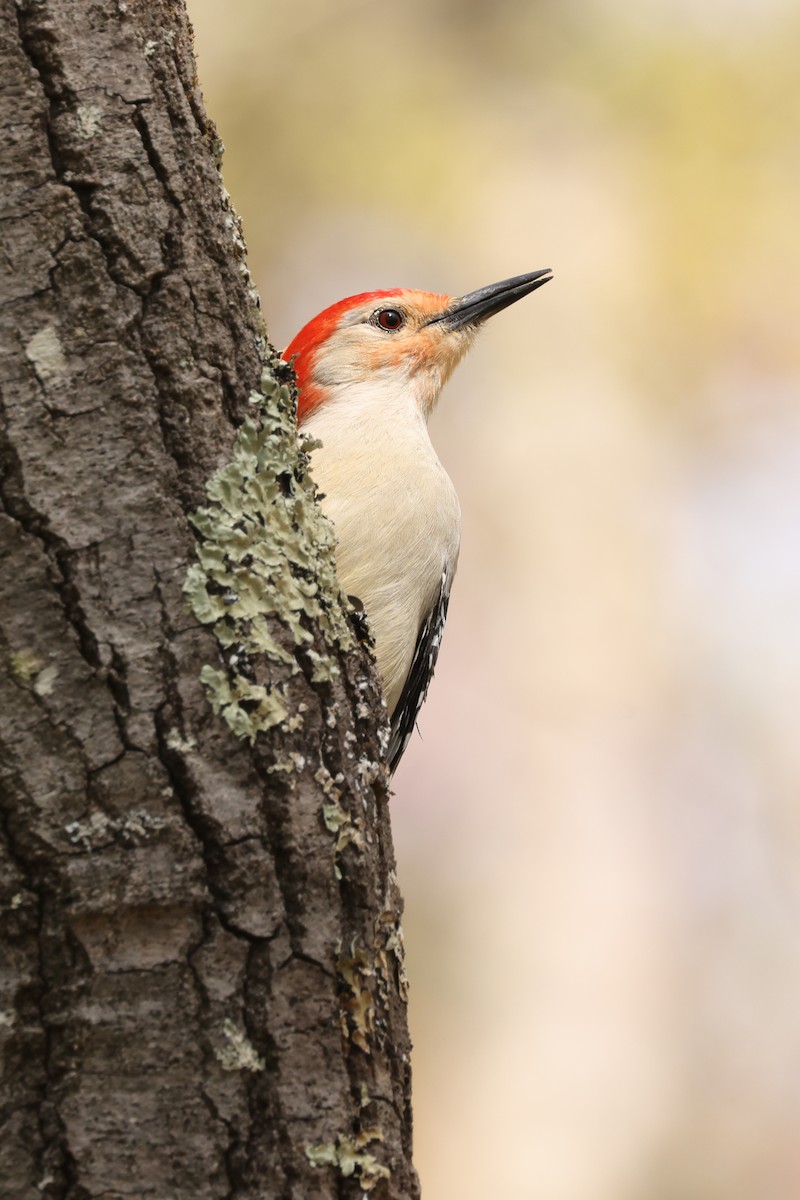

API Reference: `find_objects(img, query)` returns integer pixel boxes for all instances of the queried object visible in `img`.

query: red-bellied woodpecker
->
[284,269,553,772]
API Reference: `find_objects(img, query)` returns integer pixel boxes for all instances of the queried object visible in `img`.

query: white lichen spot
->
[165,729,197,753]
[144,39,157,56]
[76,104,102,140]
[10,894,23,910]
[65,812,110,849]
[36,1171,54,1193]
[25,325,68,381]
[356,757,380,787]
[217,1018,264,1072]
[32,665,58,697]
[0,1011,14,1028]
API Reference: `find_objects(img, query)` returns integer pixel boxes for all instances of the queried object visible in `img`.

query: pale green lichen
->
[10,650,43,684]
[65,809,167,850]
[9,650,58,696]
[316,765,366,877]
[306,1128,390,1191]
[75,104,103,140]
[374,908,409,1004]
[314,765,343,797]
[322,799,349,836]
[267,751,307,775]
[184,363,352,742]
[306,647,341,683]
[323,797,366,880]
[216,1018,265,1072]
[199,664,288,742]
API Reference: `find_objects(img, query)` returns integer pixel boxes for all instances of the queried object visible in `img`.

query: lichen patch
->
[216,1019,265,1072]
[337,941,376,1054]
[24,325,68,381]
[75,104,103,139]
[64,809,167,850]
[305,1127,390,1191]
[184,359,352,741]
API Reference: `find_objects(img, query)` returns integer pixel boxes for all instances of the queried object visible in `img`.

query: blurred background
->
[187,2,800,1196]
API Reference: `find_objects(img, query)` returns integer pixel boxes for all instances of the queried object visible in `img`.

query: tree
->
[0,2,417,1196]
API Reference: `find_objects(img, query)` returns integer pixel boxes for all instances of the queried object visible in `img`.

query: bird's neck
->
[302,375,439,447]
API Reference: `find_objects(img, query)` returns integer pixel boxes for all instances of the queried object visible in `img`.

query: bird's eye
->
[375,308,405,331]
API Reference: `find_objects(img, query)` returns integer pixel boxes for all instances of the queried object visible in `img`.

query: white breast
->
[303,382,461,713]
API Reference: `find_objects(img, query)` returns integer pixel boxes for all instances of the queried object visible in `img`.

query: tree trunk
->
[0,3,417,1197]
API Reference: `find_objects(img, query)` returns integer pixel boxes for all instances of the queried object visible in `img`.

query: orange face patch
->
[363,324,445,378]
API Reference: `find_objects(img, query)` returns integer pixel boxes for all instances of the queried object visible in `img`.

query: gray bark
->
[0,2,417,1197]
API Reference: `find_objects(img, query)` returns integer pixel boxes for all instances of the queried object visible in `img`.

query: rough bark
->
[0,3,417,1198]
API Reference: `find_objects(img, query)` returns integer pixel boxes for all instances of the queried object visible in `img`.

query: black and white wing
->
[387,564,452,775]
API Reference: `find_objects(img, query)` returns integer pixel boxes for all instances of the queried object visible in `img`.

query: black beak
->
[426,268,553,331]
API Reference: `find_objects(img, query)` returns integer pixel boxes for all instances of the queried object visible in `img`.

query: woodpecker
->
[284,269,553,772]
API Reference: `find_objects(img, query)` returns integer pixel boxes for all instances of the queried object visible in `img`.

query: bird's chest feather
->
[309,418,459,596]
[303,391,460,705]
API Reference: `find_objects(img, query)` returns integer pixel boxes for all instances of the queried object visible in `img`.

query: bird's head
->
[283,269,552,424]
